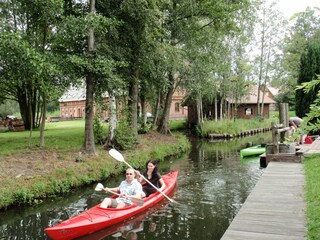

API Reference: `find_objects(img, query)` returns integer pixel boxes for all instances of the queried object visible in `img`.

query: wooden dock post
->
[279,103,289,142]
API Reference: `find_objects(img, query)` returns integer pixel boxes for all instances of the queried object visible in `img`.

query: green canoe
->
[240,144,266,158]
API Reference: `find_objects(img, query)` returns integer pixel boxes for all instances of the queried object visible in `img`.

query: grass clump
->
[201,117,276,137]
[169,119,188,131]
[304,154,320,240]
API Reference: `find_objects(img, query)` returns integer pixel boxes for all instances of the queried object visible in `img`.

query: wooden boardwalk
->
[300,137,320,155]
[221,162,306,240]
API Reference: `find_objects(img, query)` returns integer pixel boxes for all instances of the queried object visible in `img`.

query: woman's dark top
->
[142,172,162,197]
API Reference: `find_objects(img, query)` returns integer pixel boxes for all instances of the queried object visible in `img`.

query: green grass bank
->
[304,154,320,240]
[0,120,190,210]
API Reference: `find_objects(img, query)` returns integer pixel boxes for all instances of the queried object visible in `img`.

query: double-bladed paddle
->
[108,149,178,204]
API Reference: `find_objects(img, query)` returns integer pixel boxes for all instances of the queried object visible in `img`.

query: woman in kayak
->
[138,160,166,198]
[100,168,142,208]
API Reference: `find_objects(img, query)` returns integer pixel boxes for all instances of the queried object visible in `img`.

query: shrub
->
[114,121,136,150]
[93,117,105,144]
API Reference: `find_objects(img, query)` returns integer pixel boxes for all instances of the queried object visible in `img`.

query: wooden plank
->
[222,230,305,240]
[221,162,306,240]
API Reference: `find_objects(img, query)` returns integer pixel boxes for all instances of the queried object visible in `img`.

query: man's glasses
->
[126,173,133,175]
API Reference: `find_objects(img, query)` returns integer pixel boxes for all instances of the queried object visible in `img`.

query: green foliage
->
[114,121,136,150]
[51,179,72,193]
[169,119,188,131]
[93,117,105,144]
[14,188,34,204]
[296,42,320,117]
[304,154,320,240]
[80,175,94,184]
[273,92,296,110]
[270,111,296,119]
[297,74,320,134]
[32,183,47,195]
[47,110,61,118]
[0,100,20,118]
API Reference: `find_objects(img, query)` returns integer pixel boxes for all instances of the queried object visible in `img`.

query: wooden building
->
[263,85,279,111]
[228,85,276,119]
[187,85,276,125]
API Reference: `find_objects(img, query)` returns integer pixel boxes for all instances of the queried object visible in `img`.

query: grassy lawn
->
[0,119,113,156]
[0,120,88,155]
[304,154,320,240]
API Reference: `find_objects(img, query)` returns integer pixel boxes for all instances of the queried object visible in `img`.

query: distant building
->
[169,88,188,120]
[187,84,276,125]
[227,85,276,119]
[59,86,110,120]
[264,85,279,111]
[59,86,187,121]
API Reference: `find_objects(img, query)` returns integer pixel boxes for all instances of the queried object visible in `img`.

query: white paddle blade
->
[95,183,104,191]
[109,149,125,162]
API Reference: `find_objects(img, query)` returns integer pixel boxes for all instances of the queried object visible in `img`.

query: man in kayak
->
[100,168,143,208]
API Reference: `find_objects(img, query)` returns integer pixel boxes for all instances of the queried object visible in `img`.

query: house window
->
[175,103,180,112]
[245,108,252,115]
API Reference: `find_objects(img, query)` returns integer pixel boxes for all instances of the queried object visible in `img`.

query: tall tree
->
[278,7,320,109]
[296,42,320,117]
[83,0,97,154]
[252,0,287,116]
[157,0,252,134]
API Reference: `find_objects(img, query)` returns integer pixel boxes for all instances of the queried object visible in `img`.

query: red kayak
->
[45,171,178,240]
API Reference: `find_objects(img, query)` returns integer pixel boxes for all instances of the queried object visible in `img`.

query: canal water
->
[0,134,270,240]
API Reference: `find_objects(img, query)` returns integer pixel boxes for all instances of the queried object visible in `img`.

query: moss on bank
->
[0,132,190,210]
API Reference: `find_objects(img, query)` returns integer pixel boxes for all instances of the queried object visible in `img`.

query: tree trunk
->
[257,7,266,117]
[104,95,117,149]
[140,94,147,128]
[220,98,223,120]
[27,90,33,147]
[39,92,46,148]
[17,86,37,130]
[151,91,161,130]
[261,38,272,117]
[129,76,139,137]
[84,74,96,154]
[196,93,203,133]
[158,72,175,135]
[83,0,96,155]
[214,95,218,122]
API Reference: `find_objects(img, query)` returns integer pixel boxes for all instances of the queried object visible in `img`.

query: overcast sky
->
[271,0,320,18]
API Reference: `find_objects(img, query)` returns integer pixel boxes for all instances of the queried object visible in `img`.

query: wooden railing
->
[271,122,291,154]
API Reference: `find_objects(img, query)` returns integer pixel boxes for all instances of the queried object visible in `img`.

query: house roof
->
[59,85,87,102]
[228,85,276,104]
[59,85,109,103]
[266,85,279,97]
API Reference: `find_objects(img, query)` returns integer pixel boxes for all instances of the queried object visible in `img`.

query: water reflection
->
[0,134,269,240]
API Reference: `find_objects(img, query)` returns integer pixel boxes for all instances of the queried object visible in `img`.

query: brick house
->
[59,86,187,120]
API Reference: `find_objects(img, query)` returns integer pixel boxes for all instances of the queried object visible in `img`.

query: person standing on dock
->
[289,117,305,144]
